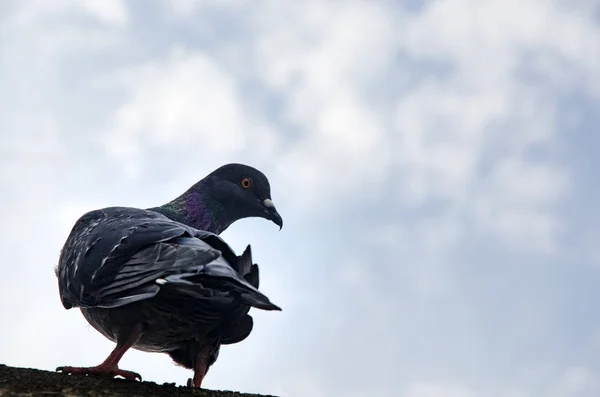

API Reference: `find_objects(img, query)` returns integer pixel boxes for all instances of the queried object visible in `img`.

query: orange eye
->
[241,177,252,189]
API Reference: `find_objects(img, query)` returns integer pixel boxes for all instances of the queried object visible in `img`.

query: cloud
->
[9,0,128,26]
[100,45,279,178]
[471,157,569,253]
[78,0,128,25]
[251,1,398,209]
[404,383,474,397]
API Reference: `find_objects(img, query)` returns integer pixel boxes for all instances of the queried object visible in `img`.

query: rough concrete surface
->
[0,364,278,397]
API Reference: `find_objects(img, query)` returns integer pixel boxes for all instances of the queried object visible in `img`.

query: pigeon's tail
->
[237,245,253,276]
[158,243,281,312]
[237,286,281,311]
[233,245,272,309]
[159,271,280,311]
[217,265,280,311]
[237,244,260,288]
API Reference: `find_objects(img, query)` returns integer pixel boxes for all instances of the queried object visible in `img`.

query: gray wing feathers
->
[91,242,220,308]
[58,207,280,312]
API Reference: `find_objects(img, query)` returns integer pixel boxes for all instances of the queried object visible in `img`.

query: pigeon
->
[55,164,283,388]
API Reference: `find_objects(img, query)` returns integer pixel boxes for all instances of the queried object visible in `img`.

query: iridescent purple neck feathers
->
[149,191,231,235]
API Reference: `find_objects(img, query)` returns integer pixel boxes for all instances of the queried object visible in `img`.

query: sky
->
[0,0,599,396]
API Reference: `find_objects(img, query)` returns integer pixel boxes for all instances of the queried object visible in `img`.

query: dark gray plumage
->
[56,206,280,387]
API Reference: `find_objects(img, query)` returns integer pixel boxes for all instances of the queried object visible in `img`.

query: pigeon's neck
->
[149,190,232,235]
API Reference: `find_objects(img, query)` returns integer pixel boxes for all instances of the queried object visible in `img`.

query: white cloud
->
[79,0,128,25]
[404,383,474,397]
[167,0,243,16]
[515,364,600,397]
[388,0,597,253]
[403,0,600,93]
[472,157,569,253]
[10,0,128,26]
[100,45,279,178]
[245,0,588,254]
[551,366,597,396]
[252,1,398,209]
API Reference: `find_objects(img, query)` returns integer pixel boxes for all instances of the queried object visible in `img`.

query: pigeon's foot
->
[186,363,207,388]
[56,324,144,382]
[186,374,204,388]
[56,365,142,381]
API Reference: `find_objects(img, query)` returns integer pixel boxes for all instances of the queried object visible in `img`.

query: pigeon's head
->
[202,163,283,230]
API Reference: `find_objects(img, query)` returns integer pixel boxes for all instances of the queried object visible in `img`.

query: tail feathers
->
[245,264,259,288]
[232,249,275,309]
[237,245,253,276]
[236,245,259,288]
[239,289,281,311]
[158,264,281,312]
[225,269,280,311]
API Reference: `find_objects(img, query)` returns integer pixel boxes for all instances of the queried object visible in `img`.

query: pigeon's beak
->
[263,198,283,230]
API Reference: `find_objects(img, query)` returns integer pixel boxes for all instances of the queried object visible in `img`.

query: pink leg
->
[186,353,210,388]
[57,326,143,381]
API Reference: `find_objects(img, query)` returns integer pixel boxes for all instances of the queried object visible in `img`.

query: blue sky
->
[1,1,600,396]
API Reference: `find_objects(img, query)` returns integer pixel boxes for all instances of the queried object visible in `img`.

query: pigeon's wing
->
[57,207,280,312]
[57,207,196,308]
[94,236,280,311]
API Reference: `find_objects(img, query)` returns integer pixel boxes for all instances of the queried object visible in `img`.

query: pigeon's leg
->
[56,324,143,381]
[186,356,209,388]
[186,347,213,388]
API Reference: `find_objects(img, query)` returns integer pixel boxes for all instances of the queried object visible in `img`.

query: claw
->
[56,365,142,382]
[187,377,204,388]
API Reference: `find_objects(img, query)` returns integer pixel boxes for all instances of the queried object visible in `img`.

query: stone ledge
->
[0,364,277,397]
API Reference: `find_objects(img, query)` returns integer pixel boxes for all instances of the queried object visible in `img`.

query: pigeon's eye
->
[240,177,252,189]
